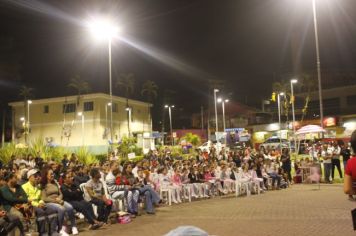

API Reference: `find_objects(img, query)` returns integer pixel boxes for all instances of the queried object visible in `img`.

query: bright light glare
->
[217,98,222,103]
[171,105,175,108]
[88,18,120,40]
[77,112,83,116]
[107,102,112,106]
[225,99,229,103]
[164,105,168,108]
[291,79,298,84]
[20,117,25,121]
[214,89,219,92]
[27,100,32,104]
[279,92,285,96]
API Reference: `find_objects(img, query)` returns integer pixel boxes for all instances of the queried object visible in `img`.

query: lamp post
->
[312,0,324,128]
[277,93,284,150]
[217,98,229,144]
[88,18,120,143]
[27,100,32,145]
[213,89,219,135]
[290,79,298,152]
[165,105,174,146]
[125,107,132,137]
[78,112,84,146]
[105,102,111,138]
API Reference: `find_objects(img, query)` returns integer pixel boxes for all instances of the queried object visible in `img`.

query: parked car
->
[259,137,289,151]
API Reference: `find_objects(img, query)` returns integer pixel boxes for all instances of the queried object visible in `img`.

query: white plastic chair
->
[79,183,98,217]
[159,187,172,206]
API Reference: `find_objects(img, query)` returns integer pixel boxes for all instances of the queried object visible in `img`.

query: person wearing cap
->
[22,169,59,236]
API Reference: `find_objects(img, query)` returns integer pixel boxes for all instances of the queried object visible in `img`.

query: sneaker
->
[60,228,69,236]
[72,227,79,235]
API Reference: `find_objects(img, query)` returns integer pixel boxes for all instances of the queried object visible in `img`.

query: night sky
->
[1,0,356,128]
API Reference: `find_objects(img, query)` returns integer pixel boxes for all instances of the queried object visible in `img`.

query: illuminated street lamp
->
[77,112,84,146]
[125,106,132,137]
[87,17,120,143]
[312,0,324,128]
[290,79,298,151]
[165,105,175,145]
[214,89,219,134]
[217,98,229,132]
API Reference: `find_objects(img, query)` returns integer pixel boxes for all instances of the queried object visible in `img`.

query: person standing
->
[281,148,292,183]
[331,142,343,180]
[344,130,356,199]
[321,144,333,184]
[341,142,351,170]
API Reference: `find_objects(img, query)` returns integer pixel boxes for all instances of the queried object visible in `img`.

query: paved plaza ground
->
[79,184,355,236]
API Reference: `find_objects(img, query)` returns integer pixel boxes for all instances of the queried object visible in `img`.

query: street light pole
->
[126,107,131,137]
[27,100,32,145]
[87,17,119,144]
[78,112,84,146]
[277,93,283,150]
[312,0,324,128]
[165,105,174,146]
[290,79,297,152]
[108,38,114,143]
[214,89,219,134]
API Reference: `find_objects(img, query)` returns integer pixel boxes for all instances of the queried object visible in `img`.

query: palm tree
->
[141,80,158,132]
[272,80,291,121]
[19,85,34,144]
[67,75,91,109]
[299,73,318,123]
[116,73,135,136]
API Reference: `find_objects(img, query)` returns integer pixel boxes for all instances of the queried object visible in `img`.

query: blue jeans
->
[124,189,139,214]
[139,185,160,213]
[46,201,76,229]
[34,205,58,235]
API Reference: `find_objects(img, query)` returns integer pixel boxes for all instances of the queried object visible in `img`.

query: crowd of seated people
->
[0,146,293,235]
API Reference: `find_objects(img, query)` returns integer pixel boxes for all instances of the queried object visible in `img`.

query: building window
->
[83,101,94,111]
[347,95,356,106]
[63,103,76,113]
[43,105,49,114]
[112,103,118,112]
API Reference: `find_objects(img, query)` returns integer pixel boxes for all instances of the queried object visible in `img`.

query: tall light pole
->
[165,105,174,146]
[27,100,32,145]
[290,79,298,152]
[312,0,324,128]
[217,98,229,132]
[105,102,111,139]
[125,107,132,137]
[277,93,284,150]
[88,18,120,143]
[78,112,84,146]
[218,98,229,144]
[213,89,219,135]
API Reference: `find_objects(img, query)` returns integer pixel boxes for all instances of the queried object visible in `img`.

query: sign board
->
[172,132,177,138]
[128,152,136,160]
[323,117,337,127]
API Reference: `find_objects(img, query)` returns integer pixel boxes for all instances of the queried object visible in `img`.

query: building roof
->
[8,93,152,107]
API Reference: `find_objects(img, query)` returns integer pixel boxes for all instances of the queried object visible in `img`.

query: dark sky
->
[1,0,356,127]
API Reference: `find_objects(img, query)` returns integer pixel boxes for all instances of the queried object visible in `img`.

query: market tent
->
[295,125,326,135]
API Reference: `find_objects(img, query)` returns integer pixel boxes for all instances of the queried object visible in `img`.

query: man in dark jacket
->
[61,171,102,230]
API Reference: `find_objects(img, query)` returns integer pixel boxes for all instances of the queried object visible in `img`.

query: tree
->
[141,80,158,132]
[180,132,201,147]
[67,75,91,108]
[299,74,318,123]
[272,80,291,121]
[116,73,135,136]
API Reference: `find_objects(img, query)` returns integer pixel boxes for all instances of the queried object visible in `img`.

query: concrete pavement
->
[79,184,355,236]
